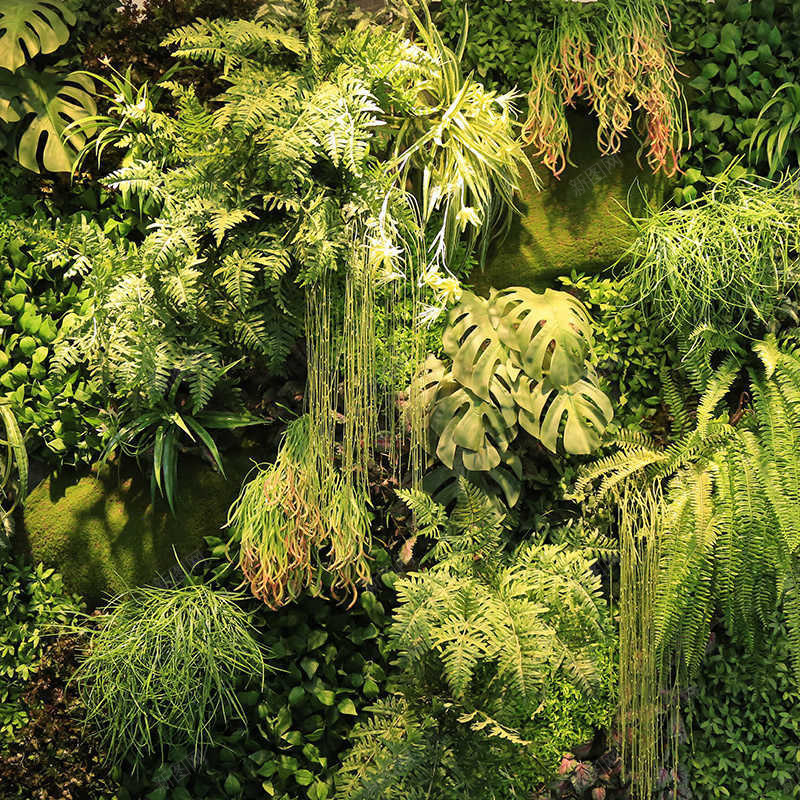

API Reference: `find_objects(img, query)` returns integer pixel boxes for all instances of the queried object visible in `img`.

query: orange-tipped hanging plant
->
[522,0,686,177]
[228,415,372,610]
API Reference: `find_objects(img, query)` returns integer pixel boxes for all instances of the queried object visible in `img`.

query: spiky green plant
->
[748,82,800,176]
[621,174,800,341]
[391,3,533,266]
[102,406,262,514]
[72,583,268,765]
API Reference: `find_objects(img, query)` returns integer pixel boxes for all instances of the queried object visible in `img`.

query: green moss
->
[476,113,669,293]
[17,450,260,605]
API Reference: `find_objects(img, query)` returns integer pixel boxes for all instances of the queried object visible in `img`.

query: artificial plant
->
[414,286,613,506]
[336,481,614,798]
[62,0,529,601]
[0,0,96,173]
[622,173,800,343]
[520,0,684,176]
[573,335,800,796]
[73,583,268,764]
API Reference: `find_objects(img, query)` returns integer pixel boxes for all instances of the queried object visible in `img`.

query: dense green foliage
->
[559,271,676,433]
[5,1,800,799]
[74,583,268,763]
[684,623,800,799]
[109,543,392,800]
[575,337,800,680]
[621,174,800,344]
[0,216,103,464]
[670,0,800,201]
[338,483,615,799]
[416,286,613,507]
[0,559,80,743]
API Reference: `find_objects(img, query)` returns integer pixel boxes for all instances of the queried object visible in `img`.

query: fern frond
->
[163,18,304,74]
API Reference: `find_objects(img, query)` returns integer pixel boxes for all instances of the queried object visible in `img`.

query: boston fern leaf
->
[653,465,718,676]
[163,17,304,73]
[582,336,800,682]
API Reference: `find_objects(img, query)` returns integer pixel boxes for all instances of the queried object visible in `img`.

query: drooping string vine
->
[618,483,674,800]
[63,0,529,607]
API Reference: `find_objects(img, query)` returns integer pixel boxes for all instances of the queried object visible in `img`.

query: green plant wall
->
[476,114,667,293]
[18,450,260,604]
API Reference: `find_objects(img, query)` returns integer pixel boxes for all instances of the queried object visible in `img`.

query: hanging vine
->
[522,0,686,177]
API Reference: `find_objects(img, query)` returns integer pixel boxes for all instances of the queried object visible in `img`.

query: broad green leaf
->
[337,698,357,715]
[0,67,95,173]
[0,402,26,503]
[513,370,613,455]
[0,0,76,72]
[494,287,594,388]
[442,291,511,401]
[430,369,517,472]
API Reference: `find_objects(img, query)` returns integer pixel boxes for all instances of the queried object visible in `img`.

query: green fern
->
[578,335,800,681]
[339,481,612,798]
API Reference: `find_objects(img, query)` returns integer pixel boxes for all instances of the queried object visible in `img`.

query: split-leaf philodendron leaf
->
[0,0,76,72]
[0,67,95,173]
[417,287,613,505]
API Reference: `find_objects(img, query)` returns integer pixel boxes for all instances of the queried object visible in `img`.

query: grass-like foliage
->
[73,583,268,764]
[336,481,614,798]
[228,415,371,608]
[622,174,800,340]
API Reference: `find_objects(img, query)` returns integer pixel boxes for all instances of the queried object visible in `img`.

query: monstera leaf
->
[424,451,523,509]
[443,288,596,399]
[442,290,512,401]
[0,67,95,173]
[416,285,613,505]
[495,287,595,388]
[513,367,614,455]
[429,365,517,472]
[0,0,76,72]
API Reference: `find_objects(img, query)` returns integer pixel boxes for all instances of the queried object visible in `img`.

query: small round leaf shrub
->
[0,558,81,743]
[684,623,800,799]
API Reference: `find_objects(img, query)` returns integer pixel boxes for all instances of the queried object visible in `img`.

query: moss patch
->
[17,450,260,606]
[475,112,669,293]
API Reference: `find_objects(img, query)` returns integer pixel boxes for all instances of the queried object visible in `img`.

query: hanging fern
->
[575,335,800,682]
